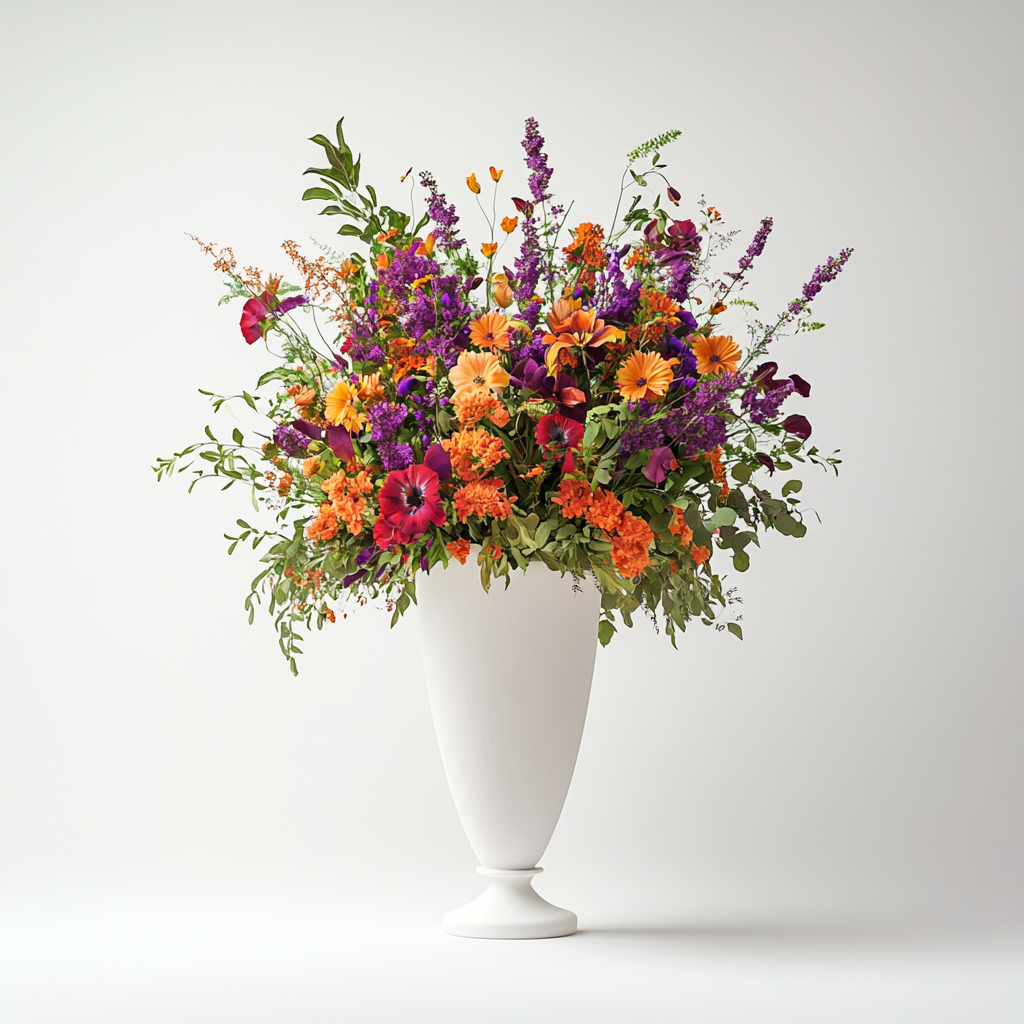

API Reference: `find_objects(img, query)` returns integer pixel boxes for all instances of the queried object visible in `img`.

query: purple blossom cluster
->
[737,217,773,273]
[378,243,439,294]
[741,379,794,424]
[522,117,553,203]
[378,440,414,472]
[596,254,641,324]
[789,248,854,312]
[514,216,543,325]
[349,341,387,363]
[272,423,309,456]
[367,402,407,441]
[662,373,744,457]
[619,419,665,456]
[419,171,464,250]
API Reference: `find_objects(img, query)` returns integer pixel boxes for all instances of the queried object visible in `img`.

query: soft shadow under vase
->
[416,556,601,939]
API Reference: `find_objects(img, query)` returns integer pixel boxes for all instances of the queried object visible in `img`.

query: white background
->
[2,1,1022,1020]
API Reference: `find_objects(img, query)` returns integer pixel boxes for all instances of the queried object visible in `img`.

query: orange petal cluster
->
[611,512,655,578]
[452,478,515,522]
[552,477,594,519]
[585,488,626,533]
[469,311,510,350]
[669,511,693,545]
[446,539,471,564]
[453,387,510,429]
[690,544,711,566]
[322,468,374,536]
[304,502,339,543]
[442,429,509,481]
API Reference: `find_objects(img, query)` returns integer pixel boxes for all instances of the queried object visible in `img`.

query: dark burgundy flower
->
[326,425,354,461]
[789,373,812,398]
[782,414,812,440]
[535,413,584,450]
[510,357,547,392]
[643,445,678,485]
[378,463,446,544]
[667,186,681,205]
[292,419,323,442]
[511,196,535,216]
[423,443,452,482]
[755,453,776,475]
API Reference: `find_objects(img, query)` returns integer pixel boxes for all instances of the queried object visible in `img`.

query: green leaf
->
[704,507,737,529]
[302,186,339,202]
[242,391,257,411]
[598,619,616,647]
[731,462,752,485]
[337,224,363,237]
[232,428,244,445]
[733,549,750,572]
[727,622,743,640]
[781,479,803,496]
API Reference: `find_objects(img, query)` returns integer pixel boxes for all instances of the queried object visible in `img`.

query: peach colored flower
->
[324,381,366,432]
[357,371,385,405]
[491,274,514,308]
[501,216,518,234]
[448,350,510,396]
[302,457,321,478]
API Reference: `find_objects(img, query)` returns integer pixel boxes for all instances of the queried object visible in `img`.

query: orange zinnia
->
[469,311,510,350]
[616,351,675,401]
[691,334,741,376]
[448,350,510,396]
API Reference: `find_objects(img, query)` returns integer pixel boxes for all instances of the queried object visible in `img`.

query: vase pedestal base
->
[443,867,577,940]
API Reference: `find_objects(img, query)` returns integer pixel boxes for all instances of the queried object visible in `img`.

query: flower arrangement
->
[156,117,851,673]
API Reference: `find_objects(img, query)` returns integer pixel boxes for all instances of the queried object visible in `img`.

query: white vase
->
[416,553,602,939]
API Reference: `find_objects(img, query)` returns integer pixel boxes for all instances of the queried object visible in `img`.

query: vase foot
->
[443,867,576,940]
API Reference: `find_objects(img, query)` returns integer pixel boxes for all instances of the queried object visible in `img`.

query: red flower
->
[239,293,271,345]
[535,413,584,450]
[377,463,446,544]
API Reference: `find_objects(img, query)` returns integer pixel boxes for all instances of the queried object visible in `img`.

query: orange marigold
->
[442,429,509,481]
[690,544,711,566]
[453,387,510,429]
[585,488,626,534]
[452,478,515,522]
[446,538,472,564]
[610,512,655,578]
[552,477,594,519]
[304,502,338,543]
[322,470,372,536]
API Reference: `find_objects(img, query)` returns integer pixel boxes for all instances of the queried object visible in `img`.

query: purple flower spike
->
[643,446,678,485]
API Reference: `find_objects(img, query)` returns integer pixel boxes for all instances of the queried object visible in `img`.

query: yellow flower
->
[324,381,367,431]
[691,335,741,376]
[616,351,675,401]
[448,350,510,397]
[466,172,481,194]
[490,166,503,182]
[357,371,385,405]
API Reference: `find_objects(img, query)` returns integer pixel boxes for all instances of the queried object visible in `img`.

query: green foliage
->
[627,129,682,166]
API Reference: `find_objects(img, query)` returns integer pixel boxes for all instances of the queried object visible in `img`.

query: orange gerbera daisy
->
[446,538,472,564]
[691,334,741,376]
[469,311,511,350]
[357,371,385,405]
[552,477,594,519]
[448,350,510,397]
[616,350,675,401]
[324,380,366,431]
[452,478,515,522]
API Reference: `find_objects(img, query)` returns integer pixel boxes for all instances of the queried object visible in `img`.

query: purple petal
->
[755,453,776,475]
[326,425,354,460]
[423,442,452,482]
[789,374,811,398]
[782,414,812,440]
[292,419,324,442]
[642,445,677,484]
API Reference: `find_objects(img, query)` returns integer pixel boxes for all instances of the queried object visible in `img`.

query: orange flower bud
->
[416,233,435,256]
[493,279,513,308]
[376,253,390,269]
[481,242,498,258]
[489,166,503,182]
[501,216,518,234]
[710,302,727,314]
[466,173,481,194]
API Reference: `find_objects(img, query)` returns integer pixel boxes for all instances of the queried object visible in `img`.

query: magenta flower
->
[535,413,584,450]
[240,294,270,345]
[642,445,678,485]
[377,463,446,544]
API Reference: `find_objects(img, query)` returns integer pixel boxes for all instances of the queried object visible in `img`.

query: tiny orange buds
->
[481,242,498,258]
[501,216,518,234]
[710,302,728,314]
[467,173,481,194]
[325,608,336,623]
[489,166,503,182]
